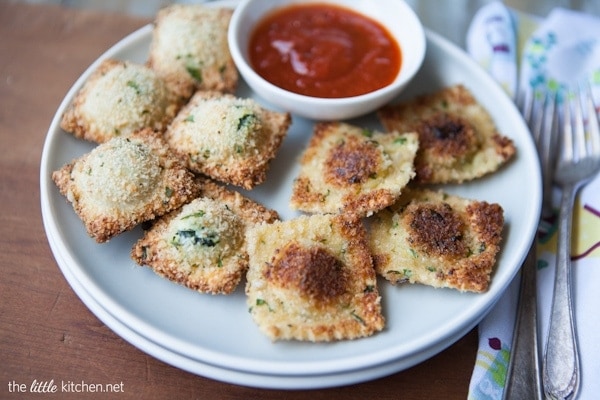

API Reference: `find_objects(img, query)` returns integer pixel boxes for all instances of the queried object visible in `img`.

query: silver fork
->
[543,85,600,400]
[502,88,556,400]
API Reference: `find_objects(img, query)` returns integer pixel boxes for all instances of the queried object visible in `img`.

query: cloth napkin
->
[465,3,600,399]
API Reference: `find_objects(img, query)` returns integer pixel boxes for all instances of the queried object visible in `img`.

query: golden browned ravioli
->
[368,188,504,293]
[290,122,418,217]
[378,84,515,184]
[52,129,199,243]
[245,214,385,342]
[147,4,238,99]
[131,178,279,295]
[165,91,290,189]
[60,59,181,144]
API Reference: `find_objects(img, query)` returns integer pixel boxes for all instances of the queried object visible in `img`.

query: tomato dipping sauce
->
[248,3,402,98]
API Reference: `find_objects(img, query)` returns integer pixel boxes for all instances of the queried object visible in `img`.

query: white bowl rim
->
[228,0,427,107]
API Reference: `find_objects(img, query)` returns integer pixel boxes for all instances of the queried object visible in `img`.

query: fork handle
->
[502,244,543,400]
[543,184,580,400]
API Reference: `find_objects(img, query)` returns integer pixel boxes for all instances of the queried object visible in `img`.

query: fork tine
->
[519,86,534,125]
[532,92,546,145]
[539,91,557,217]
[574,88,587,160]
[541,91,557,153]
[518,87,557,217]
[584,83,600,153]
[561,91,575,165]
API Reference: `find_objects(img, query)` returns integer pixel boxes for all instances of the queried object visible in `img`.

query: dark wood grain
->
[0,3,477,399]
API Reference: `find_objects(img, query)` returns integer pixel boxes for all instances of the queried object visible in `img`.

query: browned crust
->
[324,134,381,186]
[406,202,468,259]
[341,189,397,217]
[300,121,331,161]
[290,121,418,217]
[266,242,349,307]
[369,188,504,293]
[290,176,325,205]
[378,84,516,184]
[246,214,385,341]
[52,128,199,243]
[410,113,479,182]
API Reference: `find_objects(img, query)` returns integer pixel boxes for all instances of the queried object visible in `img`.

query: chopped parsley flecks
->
[186,65,203,83]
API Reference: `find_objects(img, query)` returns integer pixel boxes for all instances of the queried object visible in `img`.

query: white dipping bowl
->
[228,0,426,120]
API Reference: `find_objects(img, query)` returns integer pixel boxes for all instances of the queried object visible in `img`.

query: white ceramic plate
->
[40,0,541,389]
[42,228,481,389]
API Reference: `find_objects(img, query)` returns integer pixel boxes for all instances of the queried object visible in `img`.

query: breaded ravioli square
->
[147,4,238,99]
[290,122,418,217]
[131,178,279,295]
[368,188,504,293]
[245,214,385,342]
[165,91,290,189]
[52,129,199,243]
[60,59,181,144]
[378,84,516,184]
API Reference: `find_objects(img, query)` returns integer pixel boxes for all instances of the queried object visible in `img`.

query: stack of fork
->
[506,84,600,400]
[466,4,600,400]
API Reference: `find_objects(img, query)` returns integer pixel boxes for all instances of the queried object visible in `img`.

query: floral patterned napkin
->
[466,2,600,399]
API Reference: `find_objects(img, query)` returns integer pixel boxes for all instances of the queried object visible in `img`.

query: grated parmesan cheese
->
[74,137,161,211]
[148,4,237,97]
[164,197,244,269]
[52,129,200,243]
[181,96,263,162]
[165,91,290,189]
[79,61,177,139]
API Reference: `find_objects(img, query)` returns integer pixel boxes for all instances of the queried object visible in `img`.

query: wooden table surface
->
[0,2,479,398]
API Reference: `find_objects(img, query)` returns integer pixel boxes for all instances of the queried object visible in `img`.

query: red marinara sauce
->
[248,3,402,98]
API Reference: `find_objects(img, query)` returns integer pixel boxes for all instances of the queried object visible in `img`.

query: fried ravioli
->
[245,214,385,341]
[165,91,290,189]
[368,188,504,293]
[60,59,181,143]
[290,122,418,217]
[131,178,279,295]
[147,4,238,99]
[52,129,199,243]
[378,84,515,184]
